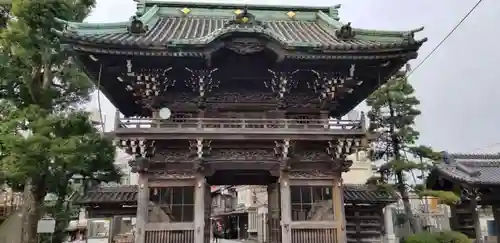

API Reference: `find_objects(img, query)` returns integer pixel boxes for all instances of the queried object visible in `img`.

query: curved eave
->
[429,166,500,187]
[57,33,425,60]
[53,4,160,32]
[316,11,425,40]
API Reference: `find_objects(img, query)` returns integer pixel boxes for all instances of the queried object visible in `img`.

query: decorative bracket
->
[184,68,219,107]
[461,187,481,201]
[274,139,294,171]
[120,139,156,158]
[119,60,175,110]
[308,71,339,106]
[307,68,360,108]
[129,157,151,173]
[266,70,298,108]
[326,138,361,172]
[189,138,212,172]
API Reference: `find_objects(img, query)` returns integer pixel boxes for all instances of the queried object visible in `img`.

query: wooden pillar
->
[471,197,482,242]
[267,183,281,243]
[279,172,291,243]
[203,183,211,243]
[194,174,206,243]
[332,176,345,243]
[136,172,149,243]
[384,204,397,243]
[492,204,500,243]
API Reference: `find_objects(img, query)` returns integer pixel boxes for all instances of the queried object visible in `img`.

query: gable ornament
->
[335,22,355,39]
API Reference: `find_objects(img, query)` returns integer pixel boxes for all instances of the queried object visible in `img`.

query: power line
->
[406,0,485,78]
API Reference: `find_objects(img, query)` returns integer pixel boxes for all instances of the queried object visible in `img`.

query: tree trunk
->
[51,182,70,243]
[387,92,419,234]
[20,178,46,243]
[396,172,419,233]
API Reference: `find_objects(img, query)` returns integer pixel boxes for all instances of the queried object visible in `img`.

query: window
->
[87,219,110,238]
[290,186,333,221]
[149,186,194,222]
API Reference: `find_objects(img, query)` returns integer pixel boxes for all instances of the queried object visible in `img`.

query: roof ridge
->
[142,0,339,12]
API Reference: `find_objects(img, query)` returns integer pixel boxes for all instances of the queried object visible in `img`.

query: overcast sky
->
[84,0,500,154]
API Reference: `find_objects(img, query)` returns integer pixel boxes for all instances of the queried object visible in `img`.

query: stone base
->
[384,234,397,243]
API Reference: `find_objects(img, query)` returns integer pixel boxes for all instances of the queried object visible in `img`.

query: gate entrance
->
[59,1,426,242]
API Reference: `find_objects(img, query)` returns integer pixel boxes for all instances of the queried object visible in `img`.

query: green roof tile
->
[54,1,426,51]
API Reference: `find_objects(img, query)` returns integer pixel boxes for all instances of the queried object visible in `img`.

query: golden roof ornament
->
[225,5,267,28]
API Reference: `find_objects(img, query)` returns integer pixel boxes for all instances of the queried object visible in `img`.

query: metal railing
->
[118,118,364,131]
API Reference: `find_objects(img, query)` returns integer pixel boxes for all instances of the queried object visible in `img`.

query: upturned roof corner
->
[53,4,159,35]
[315,10,426,44]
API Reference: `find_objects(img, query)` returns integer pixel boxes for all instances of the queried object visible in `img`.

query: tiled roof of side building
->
[72,184,397,205]
[53,2,426,51]
[430,152,500,186]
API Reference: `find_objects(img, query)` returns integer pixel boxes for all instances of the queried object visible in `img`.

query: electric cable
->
[406,0,485,78]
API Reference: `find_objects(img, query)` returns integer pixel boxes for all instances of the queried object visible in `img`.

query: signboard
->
[37,218,55,233]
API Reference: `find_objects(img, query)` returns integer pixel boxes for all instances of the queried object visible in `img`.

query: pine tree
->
[366,70,459,234]
[0,1,120,243]
[366,70,422,233]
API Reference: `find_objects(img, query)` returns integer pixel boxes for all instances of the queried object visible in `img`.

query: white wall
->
[343,151,374,184]
[235,185,267,208]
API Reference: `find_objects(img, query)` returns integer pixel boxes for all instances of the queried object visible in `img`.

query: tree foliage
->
[402,231,471,243]
[366,70,459,234]
[0,1,120,243]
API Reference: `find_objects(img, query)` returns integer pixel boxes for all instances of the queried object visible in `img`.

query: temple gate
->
[56,1,425,243]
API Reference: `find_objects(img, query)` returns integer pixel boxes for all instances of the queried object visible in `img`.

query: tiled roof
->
[343,184,397,203]
[432,152,500,185]
[71,185,137,205]
[73,184,396,205]
[61,17,419,51]
[54,3,426,52]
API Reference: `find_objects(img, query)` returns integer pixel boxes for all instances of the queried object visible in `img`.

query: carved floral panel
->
[209,149,276,161]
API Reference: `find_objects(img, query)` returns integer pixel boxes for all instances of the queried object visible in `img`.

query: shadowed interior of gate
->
[206,170,278,185]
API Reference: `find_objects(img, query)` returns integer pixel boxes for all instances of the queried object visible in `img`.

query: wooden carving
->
[209,149,276,161]
[150,171,195,179]
[225,38,265,55]
[294,151,331,161]
[120,139,156,158]
[153,149,194,162]
[289,170,336,179]
[129,157,151,173]
[206,92,275,103]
